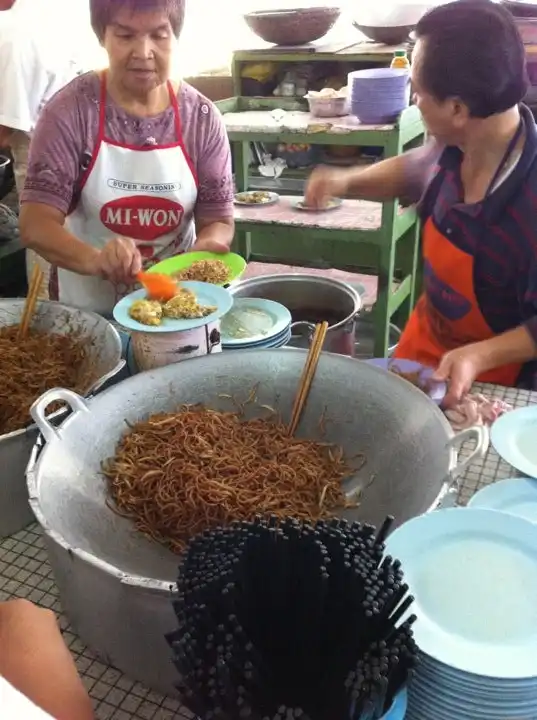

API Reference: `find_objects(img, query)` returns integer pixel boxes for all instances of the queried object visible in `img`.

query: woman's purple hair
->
[90,0,186,40]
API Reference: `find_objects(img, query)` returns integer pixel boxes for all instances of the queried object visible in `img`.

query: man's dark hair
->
[415,0,528,118]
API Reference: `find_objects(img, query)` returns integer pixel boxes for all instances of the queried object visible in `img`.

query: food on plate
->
[129,299,163,326]
[103,403,359,553]
[128,288,217,326]
[173,259,230,284]
[235,190,274,204]
[163,288,216,320]
[305,86,348,99]
[0,326,94,434]
[296,197,340,210]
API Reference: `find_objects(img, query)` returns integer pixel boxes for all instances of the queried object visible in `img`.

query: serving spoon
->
[136,271,179,302]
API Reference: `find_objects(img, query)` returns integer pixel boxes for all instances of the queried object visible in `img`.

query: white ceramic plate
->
[234,191,279,206]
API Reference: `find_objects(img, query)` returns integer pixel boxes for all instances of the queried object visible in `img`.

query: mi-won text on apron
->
[59,72,198,315]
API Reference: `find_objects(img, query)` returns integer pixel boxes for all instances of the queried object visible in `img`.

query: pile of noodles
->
[174,259,230,284]
[103,405,359,554]
[0,325,94,434]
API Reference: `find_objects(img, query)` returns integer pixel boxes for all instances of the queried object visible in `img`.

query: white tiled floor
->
[0,382,535,719]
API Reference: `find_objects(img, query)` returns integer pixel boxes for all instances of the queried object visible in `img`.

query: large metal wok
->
[0,299,124,538]
[27,350,487,696]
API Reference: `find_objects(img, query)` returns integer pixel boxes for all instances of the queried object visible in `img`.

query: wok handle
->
[86,358,126,395]
[443,425,490,499]
[30,388,90,444]
[290,321,315,340]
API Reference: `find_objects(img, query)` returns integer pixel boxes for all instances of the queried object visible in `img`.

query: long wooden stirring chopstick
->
[288,321,328,436]
[18,265,43,339]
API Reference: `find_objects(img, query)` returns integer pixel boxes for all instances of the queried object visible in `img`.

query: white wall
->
[39,0,443,76]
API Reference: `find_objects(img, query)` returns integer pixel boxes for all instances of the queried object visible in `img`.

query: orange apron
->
[395,119,527,387]
[394,217,521,386]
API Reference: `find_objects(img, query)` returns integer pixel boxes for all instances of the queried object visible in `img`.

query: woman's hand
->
[192,237,230,254]
[304,166,350,208]
[92,237,143,284]
[433,344,486,407]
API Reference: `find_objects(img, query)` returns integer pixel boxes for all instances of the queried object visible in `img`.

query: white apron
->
[56,73,198,315]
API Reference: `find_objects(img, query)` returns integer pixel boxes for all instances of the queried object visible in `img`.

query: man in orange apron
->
[305,0,537,406]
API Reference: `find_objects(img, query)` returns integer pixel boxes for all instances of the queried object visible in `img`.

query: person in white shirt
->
[0,599,94,719]
[1,677,57,719]
[0,0,78,295]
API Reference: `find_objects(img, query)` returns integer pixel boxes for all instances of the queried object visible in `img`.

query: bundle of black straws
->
[167,516,418,720]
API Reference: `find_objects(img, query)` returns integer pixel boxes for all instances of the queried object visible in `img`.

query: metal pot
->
[354,316,401,359]
[27,350,487,696]
[231,274,362,356]
[0,299,124,538]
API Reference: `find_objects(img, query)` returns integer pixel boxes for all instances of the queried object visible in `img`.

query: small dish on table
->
[234,191,279,206]
[293,197,343,212]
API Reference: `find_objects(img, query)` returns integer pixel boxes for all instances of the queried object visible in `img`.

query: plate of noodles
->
[366,358,446,405]
[148,251,246,286]
[113,281,233,333]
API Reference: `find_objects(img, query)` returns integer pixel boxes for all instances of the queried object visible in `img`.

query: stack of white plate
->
[220,298,292,350]
[385,507,537,719]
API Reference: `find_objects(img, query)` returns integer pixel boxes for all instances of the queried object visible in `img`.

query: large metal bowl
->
[244,7,341,46]
[0,299,124,537]
[231,274,361,356]
[27,350,487,695]
[352,21,413,45]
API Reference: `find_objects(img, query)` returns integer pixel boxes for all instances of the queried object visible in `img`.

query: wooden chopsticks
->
[288,321,328,436]
[18,264,43,340]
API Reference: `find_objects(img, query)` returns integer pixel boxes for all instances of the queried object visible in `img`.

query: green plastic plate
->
[148,251,246,286]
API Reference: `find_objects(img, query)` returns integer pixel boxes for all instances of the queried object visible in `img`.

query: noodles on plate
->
[0,326,94,434]
[103,403,361,554]
[173,259,230,284]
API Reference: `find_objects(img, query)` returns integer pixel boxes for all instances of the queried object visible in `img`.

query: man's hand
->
[433,344,487,407]
[89,237,142,284]
[304,166,350,208]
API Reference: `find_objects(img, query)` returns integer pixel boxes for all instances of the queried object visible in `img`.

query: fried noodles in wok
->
[0,326,94,434]
[103,404,359,554]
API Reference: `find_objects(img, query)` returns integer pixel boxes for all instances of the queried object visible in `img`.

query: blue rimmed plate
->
[385,507,537,679]
[220,298,291,346]
[113,281,233,333]
[468,477,537,523]
[491,406,537,479]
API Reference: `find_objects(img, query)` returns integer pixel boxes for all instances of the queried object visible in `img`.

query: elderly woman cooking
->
[18,0,234,317]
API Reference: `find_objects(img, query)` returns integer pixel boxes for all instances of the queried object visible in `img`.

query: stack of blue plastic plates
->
[220,298,292,350]
[385,507,537,719]
[348,67,410,124]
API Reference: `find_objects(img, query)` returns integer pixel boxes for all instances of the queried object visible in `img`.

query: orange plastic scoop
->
[137,271,178,301]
